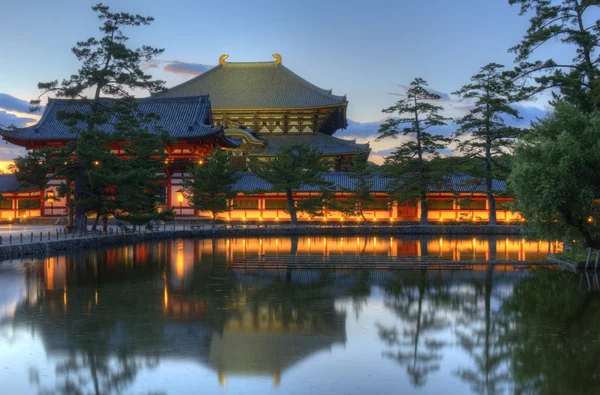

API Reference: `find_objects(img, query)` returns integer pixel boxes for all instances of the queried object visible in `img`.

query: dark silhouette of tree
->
[453,264,511,395]
[377,271,451,387]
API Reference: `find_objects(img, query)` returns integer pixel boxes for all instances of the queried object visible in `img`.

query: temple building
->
[0,54,520,223]
[155,54,369,171]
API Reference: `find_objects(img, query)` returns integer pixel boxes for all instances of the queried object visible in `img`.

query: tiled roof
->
[0,172,507,195]
[252,133,370,156]
[2,96,224,141]
[233,172,507,193]
[443,174,507,193]
[0,174,37,192]
[155,63,347,109]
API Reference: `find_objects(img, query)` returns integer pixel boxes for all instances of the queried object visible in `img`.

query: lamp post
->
[46,190,55,217]
[177,189,184,216]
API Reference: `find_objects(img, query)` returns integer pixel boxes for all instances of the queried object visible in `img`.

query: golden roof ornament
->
[219,53,281,66]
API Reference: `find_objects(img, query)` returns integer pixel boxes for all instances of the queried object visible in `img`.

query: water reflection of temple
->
[220,236,560,262]
[9,243,348,388]
[2,236,561,392]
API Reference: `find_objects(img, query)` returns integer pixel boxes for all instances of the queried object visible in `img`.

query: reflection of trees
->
[10,241,352,392]
[48,350,155,395]
[238,270,346,333]
[453,264,510,395]
[502,269,600,395]
[17,252,167,395]
[377,271,452,387]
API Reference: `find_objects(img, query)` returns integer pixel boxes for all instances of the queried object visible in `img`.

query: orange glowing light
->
[176,240,184,277]
[177,191,184,203]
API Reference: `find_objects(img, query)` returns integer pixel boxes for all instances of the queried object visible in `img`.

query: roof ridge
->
[223,61,280,68]
[278,65,346,100]
[35,99,57,131]
[49,95,210,103]
[156,65,222,97]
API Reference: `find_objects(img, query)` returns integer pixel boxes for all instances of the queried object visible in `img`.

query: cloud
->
[0,144,27,170]
[338,119,416,164]
[0,93,33,114]
[390,84,452,100]
[509,104,547,127]
[0,110,35,128]
[163,61,214,76]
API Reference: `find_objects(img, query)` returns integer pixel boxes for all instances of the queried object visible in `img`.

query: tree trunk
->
[487,190,497,226]
[286,189,297,226]
[484,263,493,394]
[91,210,101,232]
[102,215,108,233]
[66,192,74,232]
[419,193,428,225]
[485,146,497,226]
[74,161,86,233]
[420,238,429,257]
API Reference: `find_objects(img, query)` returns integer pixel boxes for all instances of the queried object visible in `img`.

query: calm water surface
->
[0,235,597,395]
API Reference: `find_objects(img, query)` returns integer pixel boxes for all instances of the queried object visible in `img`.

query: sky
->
[0,0,562,167]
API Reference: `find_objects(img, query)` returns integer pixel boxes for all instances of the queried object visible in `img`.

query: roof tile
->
[156,64,346,109]
[2,96,223,141]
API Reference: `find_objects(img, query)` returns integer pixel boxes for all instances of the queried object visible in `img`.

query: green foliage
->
[14,3,165,231]
[510,102,600,247]
[248,144,332,225]
[453,63,524,224]
[378,78,451,224]
[11,147,59,190]
[112,125,170,226]
[508,0,600,110]
[182,149,239,223]
[502,269,600,395]
[156,207,176,223]
[334,153,377,220]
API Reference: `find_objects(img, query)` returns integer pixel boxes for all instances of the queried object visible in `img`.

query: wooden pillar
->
[166,170,172,208]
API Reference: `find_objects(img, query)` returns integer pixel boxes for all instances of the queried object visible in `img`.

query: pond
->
[0,235,597,395]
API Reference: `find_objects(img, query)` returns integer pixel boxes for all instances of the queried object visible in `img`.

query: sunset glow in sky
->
[0,0,560,166]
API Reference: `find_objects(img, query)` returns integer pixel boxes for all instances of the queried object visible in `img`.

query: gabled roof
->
[1,96,233,143]
[252,133,370,156]
[155,56,347,109]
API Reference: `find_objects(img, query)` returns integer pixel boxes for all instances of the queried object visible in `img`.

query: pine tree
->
[182,149,239,227]
[336,153,377,221]
[378,78,451,224]
[15,3,165,232]
[508,0,600,111]
[248,144,332,226]
[111,114,171,229]
[453,63,523,225]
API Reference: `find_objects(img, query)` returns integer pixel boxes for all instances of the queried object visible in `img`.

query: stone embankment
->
[0,225,522,261]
